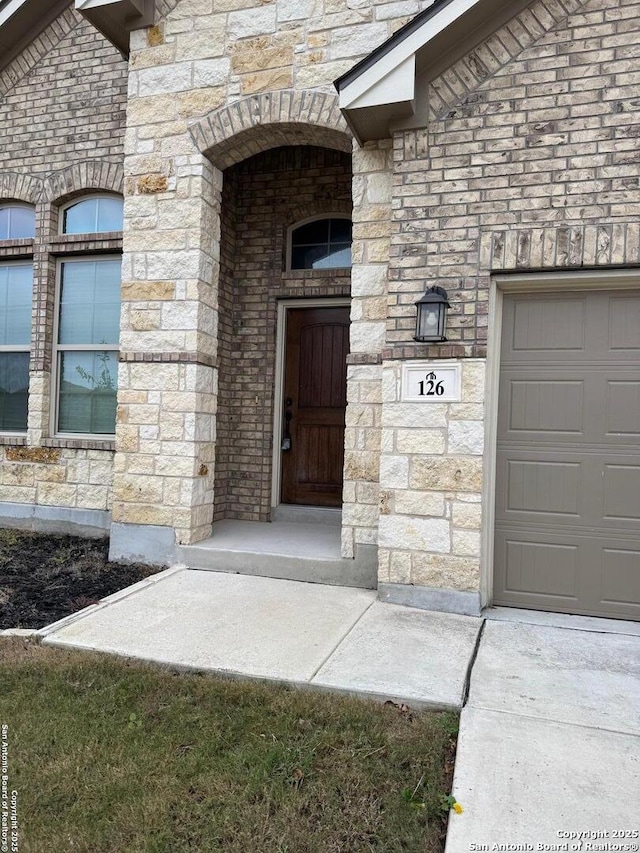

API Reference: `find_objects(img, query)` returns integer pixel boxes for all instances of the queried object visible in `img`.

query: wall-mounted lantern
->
[414,286,450,343]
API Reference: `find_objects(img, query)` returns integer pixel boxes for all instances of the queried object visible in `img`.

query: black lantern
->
[414,286,450,343]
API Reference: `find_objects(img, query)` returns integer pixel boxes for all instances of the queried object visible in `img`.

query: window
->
[0,263,32,432]
[54,258,121,435]
[62,195,124,235]
[0,204,36,240]
[53,194,123,436]
[289,217,352,270]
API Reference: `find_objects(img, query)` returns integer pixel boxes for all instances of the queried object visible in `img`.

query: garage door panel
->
[607,381,640,437]
[603,464,640,522]
[500,368,640,446]
[609,296,640,351]
[600,547,640,613]
[496,289,640,620]
[509,297,586,354]
[504,378,585,435]
[504,538,579,598]
[504,458,581,517]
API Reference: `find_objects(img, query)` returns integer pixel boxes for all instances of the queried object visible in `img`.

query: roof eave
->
[75,0,154,56]
[335,0,490,143]
[0,0,70,72]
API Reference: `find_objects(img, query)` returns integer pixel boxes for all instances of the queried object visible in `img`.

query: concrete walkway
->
[39,567,481,709]
[35,568,640,846]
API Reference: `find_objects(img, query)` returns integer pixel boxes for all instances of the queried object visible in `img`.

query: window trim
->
[0,201,36,241]
[58,193,124,237]
[51,254,121,440]
[0,259,33,435]
[286,213,353,272]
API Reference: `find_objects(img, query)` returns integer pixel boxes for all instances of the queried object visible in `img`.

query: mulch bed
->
[0,528,162,630]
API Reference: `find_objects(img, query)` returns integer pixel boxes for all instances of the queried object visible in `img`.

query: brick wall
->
[0,8,126,174]
[378,0,640,595]
[0,7,127,515]
[388,0,640,354]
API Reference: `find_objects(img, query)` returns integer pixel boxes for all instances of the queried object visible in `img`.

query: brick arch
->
[190,90,353,170]
[0,171,43,204]
[44,160,124,205]
[286,200,352,231]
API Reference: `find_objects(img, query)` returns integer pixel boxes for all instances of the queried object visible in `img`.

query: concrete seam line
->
[307,597,377,683]
[461,705,640,741]
[462,618,486,708]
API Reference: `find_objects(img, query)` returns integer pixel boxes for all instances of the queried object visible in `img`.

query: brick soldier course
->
[1,0,639,617]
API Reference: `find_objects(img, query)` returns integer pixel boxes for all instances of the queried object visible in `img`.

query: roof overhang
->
[75,0,154,55]
[0,0,70,71]
[335,0,528,143]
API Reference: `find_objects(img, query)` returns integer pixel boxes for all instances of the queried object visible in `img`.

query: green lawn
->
[0,640,458,853]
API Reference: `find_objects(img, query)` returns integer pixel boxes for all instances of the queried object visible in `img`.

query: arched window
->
[54,193,123,436]
[61,194,124,235]
[289,216,352,270]
[0,203,36,240]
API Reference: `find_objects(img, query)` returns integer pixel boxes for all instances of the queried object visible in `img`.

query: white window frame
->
[51,255,121,439]
[286,213,353,272]
[0,259,33,435]
[58,193,124,237]
[0,202,36,241]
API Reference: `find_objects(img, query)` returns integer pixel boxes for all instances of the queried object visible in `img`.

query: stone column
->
[110,150,221,559]
[341,141,392,564]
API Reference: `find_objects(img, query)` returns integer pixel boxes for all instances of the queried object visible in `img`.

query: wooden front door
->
[280,306,350,507]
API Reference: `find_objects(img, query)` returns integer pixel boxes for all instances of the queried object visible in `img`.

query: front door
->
[280,306,349,507]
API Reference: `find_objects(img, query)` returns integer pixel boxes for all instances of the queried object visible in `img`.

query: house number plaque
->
[401,361,462,403]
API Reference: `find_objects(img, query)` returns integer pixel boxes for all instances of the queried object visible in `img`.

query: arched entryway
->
[191,91,355,524]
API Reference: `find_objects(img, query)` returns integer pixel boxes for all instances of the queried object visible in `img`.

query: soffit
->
[74,0,154,55]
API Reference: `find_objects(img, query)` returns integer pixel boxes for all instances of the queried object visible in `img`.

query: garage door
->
[494,290,640,620]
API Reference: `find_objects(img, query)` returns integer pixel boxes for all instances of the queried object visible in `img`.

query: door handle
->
[282,400,293,451]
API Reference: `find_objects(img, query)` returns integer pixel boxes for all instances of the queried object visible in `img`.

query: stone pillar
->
[341,141,393,563]
[377,359,485,615]
[110,150,221,559]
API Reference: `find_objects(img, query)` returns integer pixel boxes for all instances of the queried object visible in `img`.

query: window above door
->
[288,216,352,271]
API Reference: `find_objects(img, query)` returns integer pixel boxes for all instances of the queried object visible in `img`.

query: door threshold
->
[272,505,342,527]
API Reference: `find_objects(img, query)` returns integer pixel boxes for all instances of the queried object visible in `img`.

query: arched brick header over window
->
[44,161,124,206]
[0,172,43,204]
[190,90,353,170]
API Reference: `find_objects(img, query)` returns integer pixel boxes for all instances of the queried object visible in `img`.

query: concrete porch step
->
[177,519,377,589]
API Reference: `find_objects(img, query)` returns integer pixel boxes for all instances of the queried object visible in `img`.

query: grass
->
[0,640,458,853]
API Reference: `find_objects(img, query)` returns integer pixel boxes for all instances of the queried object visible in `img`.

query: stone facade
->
[1,0,640,611]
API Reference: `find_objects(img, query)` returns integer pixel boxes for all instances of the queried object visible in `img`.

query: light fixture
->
[414,286,450,343]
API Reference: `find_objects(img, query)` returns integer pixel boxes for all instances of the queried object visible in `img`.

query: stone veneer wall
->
[378,0,640,599]
[215,146,352,523]
[0,7,127,518]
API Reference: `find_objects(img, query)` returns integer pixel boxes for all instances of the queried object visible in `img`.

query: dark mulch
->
[0,528,162,630]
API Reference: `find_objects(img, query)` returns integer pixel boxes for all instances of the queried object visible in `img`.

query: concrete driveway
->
[446,618,640,852]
